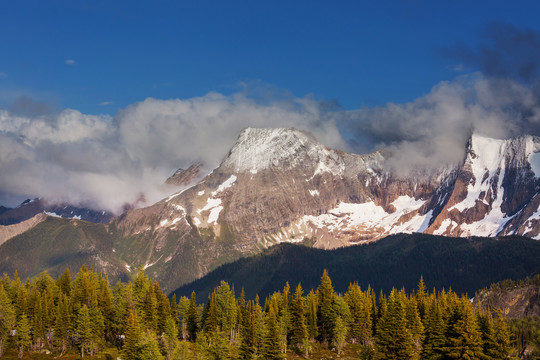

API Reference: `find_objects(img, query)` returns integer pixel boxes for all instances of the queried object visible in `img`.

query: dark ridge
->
[171,233,540,302]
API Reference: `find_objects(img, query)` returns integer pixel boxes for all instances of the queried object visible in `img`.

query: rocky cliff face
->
[110,128,540,290]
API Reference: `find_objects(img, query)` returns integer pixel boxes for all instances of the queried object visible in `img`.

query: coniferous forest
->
[0,266,530,359]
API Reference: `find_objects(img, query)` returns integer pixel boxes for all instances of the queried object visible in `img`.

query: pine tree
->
[422,298,446,360]
[375,288,417,360]
[317,269,336,345]
[143,284,158,332]
[290,283,309,357]
[415,276,427,322]
[491,311,512,360]
[262,305,284,360]
[306,289,318,341]
[252,295,265,353]
[138,330,164,360]
[123,310,143,360]
[186,291,199,341]
[238,290,255,360]
[443,298,484,360]
[15,314,31,359]
[0,284,15,357]
[333,315,348,355]
[56,267,72,296]
[54,293,72,356]
[163,316,180,360]
[75,304,93,358]
[205,291,219,336]
[404,293,424,357]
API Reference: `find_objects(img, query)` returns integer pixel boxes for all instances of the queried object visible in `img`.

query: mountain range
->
[0,127,539,293]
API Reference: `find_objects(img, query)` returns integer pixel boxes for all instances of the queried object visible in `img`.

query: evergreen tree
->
[123,310,143,360]
[0,284,15,357]
[75,304,93,358]
[54,293,72,356]
[443,298,484,360]
[252,295,265,353]
[491,312,512,360]
[317,269,336,345]
[143,284,158,332]
[306,289,318,341]
[138,330,164,360]
[163,316,180,360]
[56,267,72,296]
[186,291,199,341]
[404,293,424,356]
[375,288,417,360]
[262,305,284,360]
[238,290,255,359]
[290,283,309,357]
[333,315,348,355]
[205,291,219,335]
[15,314,31,359]
[422,298,446,360]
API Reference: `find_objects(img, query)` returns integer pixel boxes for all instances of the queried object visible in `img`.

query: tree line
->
[0,266,514,359]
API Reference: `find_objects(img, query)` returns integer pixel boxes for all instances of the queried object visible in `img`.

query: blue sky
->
[1,0,539,115]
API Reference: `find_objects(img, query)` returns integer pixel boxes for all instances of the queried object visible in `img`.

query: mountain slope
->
[171,233,540,301]
[0,216,129,282]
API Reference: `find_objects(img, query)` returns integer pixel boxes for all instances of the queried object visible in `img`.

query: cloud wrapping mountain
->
[1,23,540,212]
[0,94,346,212]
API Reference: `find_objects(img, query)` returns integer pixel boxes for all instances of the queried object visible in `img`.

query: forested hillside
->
[0,266,528,359]
[172,233,540,301]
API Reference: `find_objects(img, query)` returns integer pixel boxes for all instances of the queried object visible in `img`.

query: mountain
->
[0,216,129,283]
[171,234,540,301]
[0,198,114,225]
[1,127,540,293]
[165,163,204,188]
[104,128,540,290]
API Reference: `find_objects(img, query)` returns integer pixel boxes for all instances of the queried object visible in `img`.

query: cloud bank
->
[0,93,346,212]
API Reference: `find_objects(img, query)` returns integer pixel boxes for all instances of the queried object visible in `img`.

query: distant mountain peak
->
[221,127,326,173]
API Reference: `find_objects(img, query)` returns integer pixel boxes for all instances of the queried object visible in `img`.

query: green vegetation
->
[0,266,532,359]
[172,233,540,301]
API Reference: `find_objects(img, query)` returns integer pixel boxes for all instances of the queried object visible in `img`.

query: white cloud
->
[340,73,540,174]
[1,75,539,211]
[0,92,348,212]
[98,101,113,106]
[65,59,76,65]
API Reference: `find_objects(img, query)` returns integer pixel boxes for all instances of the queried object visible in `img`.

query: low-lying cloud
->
[0,93,346,212]
[341,74,540,174]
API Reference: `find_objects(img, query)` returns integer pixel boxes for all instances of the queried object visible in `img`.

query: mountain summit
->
[108,128,540,290]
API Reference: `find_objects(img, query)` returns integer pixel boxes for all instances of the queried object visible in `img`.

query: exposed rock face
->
[165,163,204,188]
[425,134,540,238]
[0,198,114,225]
[474,278,540,318]
[0,213,46,246]
[112,128,540,290]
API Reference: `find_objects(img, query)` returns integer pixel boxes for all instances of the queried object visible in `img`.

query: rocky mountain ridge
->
[116,128,540,250]
[1,127,540,292]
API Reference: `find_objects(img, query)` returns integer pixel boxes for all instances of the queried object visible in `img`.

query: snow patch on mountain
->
[212,175,237,196]
[295,195,431,243]
[529,152,540,177]
[451,135,507,213]
[198,198,223,225]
